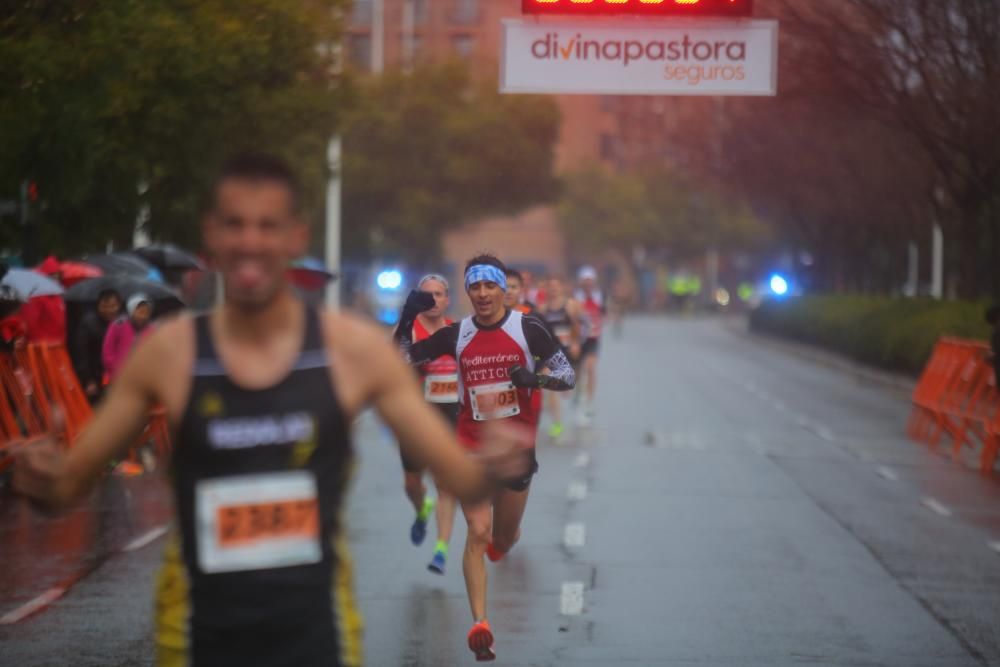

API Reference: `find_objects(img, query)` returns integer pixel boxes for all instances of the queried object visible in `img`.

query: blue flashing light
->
[769,274,789,296]
[376,269,403,290]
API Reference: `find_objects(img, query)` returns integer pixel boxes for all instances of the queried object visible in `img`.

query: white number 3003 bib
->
[468,381,521,421]
[196,471,322,574]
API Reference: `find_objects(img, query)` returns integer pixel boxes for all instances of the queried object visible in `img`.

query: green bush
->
[749,296,992,375]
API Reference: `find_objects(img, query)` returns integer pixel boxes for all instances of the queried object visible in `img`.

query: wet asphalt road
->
[2,316,1000,667]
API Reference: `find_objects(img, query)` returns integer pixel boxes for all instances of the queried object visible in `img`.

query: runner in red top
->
[395,254,575,662]
[575,265,605,422]
[399,274,460,576]
[503,268,545,422]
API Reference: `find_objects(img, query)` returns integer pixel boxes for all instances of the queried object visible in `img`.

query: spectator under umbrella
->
[74,288,123,402]
[102,294,155,382]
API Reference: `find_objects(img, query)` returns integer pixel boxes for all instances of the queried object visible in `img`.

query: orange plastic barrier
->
[908,338,1000,475]
[0,343,171,473]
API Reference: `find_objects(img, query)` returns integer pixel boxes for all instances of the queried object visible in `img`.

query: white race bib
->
[424,373,459,404]
[196,471,322,574]
[468,381,521,421]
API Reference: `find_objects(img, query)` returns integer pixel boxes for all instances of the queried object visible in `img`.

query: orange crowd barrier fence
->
[1,342,171,474]
[908,338,1000,475]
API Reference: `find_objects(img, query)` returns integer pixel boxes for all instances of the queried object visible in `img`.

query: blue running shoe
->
[410,517,428,546]
[410,497,434,546]
[428,550,447,575]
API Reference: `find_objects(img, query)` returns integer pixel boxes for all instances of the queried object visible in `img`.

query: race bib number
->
[424,373,459,403]
[554,325,572,347]
[469,381,521,421]
[196,472,321,574]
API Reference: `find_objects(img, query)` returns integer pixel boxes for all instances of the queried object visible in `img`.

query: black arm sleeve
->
[394,320,460,367]
[522,315,576,391]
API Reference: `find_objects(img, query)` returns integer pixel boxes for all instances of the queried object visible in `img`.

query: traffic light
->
[521,0,753,17]
[27,181,38,202]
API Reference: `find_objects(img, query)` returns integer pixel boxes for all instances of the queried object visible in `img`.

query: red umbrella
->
[57,261,103,287]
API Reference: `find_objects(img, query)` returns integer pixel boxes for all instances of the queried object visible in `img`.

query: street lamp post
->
[325,136,342,310]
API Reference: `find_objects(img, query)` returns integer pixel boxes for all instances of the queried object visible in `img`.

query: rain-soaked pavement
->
[2,316,1000,666]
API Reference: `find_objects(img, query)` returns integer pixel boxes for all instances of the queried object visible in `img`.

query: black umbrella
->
[64,276,184,315]
[80,253,164,281]
[132,244,205,271]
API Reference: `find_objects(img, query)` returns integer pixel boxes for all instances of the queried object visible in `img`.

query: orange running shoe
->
[485,543,505,563]
[467,620,496,662]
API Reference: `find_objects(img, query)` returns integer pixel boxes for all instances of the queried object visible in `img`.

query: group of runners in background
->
[395,259,606,660]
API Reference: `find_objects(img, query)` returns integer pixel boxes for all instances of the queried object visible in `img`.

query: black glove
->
[401,289,436,322]
[508,365,538,389]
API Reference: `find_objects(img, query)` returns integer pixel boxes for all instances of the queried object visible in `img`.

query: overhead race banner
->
[500,18,778,96]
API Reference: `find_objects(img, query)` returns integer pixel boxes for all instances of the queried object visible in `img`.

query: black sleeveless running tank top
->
[542,303,573,349]
[155,305,361,667]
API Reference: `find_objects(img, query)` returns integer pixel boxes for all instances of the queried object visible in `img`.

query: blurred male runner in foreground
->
[13,154,531,667]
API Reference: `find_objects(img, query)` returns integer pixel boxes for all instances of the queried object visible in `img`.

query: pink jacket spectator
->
[102,318,153,381]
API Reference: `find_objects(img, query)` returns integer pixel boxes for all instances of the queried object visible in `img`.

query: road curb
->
[723,317,917,396]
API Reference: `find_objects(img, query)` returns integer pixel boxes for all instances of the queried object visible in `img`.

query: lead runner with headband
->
[395,254,575,662]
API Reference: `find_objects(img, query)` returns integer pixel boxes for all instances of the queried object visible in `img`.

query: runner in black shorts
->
[400,273,460,575]
[538,276,583,440]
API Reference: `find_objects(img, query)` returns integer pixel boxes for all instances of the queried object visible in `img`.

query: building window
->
[347,33,372,70]
[351,0,373,25]
[451,34,476,59]
[450,0,479,25]
[413,0,429,24]
[401,33,425,62]
[600,133,617,161]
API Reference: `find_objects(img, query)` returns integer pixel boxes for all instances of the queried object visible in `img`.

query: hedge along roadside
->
[749,296,992,376]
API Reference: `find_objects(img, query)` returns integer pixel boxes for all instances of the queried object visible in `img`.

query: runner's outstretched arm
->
[393,291,459,366]
[13,322,175,508]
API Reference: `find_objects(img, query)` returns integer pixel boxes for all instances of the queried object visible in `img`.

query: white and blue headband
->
[464,264,507,292]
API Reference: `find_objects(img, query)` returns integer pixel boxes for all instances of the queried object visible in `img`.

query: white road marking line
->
[815,426,836,442]
[988,541,1000,555]
[0,587,66,625]
[123,525,169,552]
[574,453,590,467]
[921,497,952,517]
[876,466,899,482]
[564,523,586,548]
[567,481,588,501]
[560,582,585,616]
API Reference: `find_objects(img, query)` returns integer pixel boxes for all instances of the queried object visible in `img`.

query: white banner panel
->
[501,18,778,96]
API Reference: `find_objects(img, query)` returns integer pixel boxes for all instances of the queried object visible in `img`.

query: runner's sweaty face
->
[420,278,450,319]
[204,179,307,309]
[547,278,565,302]
[467,280,505,322]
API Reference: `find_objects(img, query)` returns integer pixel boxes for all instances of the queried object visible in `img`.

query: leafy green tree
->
[341,62,560,262]
[0,0,345,258]
[558,164,769,262]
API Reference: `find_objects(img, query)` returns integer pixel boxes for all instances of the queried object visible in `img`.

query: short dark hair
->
[505,268,523,284]
[97,288,121,303]
[465,253,506,275]
[212,153,301,214]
